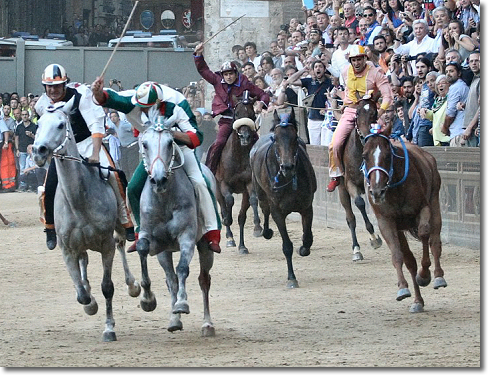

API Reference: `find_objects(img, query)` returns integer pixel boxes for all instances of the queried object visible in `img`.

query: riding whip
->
[100,0,140,78]
[202,14,246,46]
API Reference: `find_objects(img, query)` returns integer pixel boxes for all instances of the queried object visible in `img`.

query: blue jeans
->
[417,127,434,147]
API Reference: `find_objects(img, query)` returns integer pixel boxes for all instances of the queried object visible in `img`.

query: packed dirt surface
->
[0,191,480,367]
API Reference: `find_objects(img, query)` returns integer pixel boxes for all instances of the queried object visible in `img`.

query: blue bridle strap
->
[361,132,409,189]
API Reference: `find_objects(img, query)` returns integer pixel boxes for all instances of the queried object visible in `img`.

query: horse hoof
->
[102,330,117,342]
[168,321,183,332]
[416,272,431,287]
[174,301,190,314]
[286,279,299,289]
[239,246,249,255]
[409,303,424,313]
[140,297,157,312]
[370,235,382,249]
[253,227,263,237]
[433,277,447,289]
[226,239,236,247]
[352,252,364,262]
[128,281,141,297]
[263,228,273,239]
[396,288,411,301]
[202,324,216,337]
[83,298,98,315]
[298,246,310,257]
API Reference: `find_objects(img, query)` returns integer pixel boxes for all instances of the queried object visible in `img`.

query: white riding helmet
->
[42,64,68,85]
[131,81,164,107]
[348,45,367,60]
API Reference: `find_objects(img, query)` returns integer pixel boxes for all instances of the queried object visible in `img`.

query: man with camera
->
[393,19,436,75]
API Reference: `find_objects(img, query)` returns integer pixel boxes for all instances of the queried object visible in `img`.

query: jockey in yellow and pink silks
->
[326,45,394,192]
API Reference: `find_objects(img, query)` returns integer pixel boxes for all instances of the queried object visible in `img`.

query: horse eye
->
[142,141,148,149]
[57,123,64,130]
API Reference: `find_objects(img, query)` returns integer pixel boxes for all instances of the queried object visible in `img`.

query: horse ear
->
[273,109,280,123]
[62,96,76,116]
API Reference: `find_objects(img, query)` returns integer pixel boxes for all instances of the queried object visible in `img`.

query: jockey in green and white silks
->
[90,79,222,253]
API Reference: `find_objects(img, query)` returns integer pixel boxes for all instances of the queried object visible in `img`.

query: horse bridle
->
[361,132,410,189]
[142,125,185,179]
[266,113,299,191]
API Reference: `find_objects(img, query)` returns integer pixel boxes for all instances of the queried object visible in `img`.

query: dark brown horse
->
[215,92,263,254]
[338,97,382,261]
[250,108,317,288]
[361,120,447,313]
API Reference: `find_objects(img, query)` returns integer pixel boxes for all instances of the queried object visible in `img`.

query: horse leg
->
[377,219,411,302]
[173,239,195,314]
[218,185,235,247]
[355,195,382,250]
[79,251,98,315]
[338,186,362,261]
[297,206,313,257]
[157,251,183,332]
[429,198,447,290]
[197,240,215,337]
[100,245,117,341]
[416,206,432,287]
[136,237,157,312]
[249,187,263,237]
[271,210,297,288]
[398,232,424,313]
[237,192,250,254]
[115,232,141,297]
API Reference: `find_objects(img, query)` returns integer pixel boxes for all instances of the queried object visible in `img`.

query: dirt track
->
[0,191,480,367]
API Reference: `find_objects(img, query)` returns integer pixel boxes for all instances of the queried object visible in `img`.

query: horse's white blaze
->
[373,145,382,184]
[363,103,370,112]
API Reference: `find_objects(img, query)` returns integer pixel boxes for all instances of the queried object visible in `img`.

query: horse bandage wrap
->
[233,118,256,131]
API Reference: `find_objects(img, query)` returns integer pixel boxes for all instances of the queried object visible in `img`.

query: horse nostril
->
[149,177,156,185]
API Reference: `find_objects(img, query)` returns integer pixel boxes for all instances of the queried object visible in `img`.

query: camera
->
[111,79,118,84]
[190,81,197,88]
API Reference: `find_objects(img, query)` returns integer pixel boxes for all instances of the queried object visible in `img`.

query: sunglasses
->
[364,13,375,17]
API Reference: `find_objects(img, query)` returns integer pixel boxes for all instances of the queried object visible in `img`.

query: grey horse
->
[32,100,141,342]
[136,123,216,337]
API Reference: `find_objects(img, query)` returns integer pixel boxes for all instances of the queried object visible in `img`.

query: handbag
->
[301,81,327,108]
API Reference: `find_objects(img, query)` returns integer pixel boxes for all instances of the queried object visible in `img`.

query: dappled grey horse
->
[136,123,216,337]
[32,100,141,342]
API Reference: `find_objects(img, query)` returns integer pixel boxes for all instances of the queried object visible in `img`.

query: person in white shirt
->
[328,26,354,85]
[393,19,436,75]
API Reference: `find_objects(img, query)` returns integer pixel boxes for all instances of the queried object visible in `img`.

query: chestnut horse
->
[215,92,263,254]
[338,97,383,261]
[361,120,447,313]
[250,109,317,288]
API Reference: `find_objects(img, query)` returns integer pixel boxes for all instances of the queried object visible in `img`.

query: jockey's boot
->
[44,228,57,250]
[203,229,221,254]
[127,232,139,253]
[125,226,136,242]
[327,177,340,192]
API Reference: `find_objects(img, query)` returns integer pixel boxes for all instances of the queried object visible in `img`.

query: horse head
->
[355,94,379,140]
[271,108,298,179]
[140,121,184,194]
[232,90,257,146]
[32,97,75,167]
[361,121,400,203]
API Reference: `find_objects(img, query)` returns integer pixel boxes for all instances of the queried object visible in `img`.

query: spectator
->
[360,6,382,45]
[270,40,284,69]
[259,56,275,86]
[329,26,354,81]
[286,60,333,145]
[444,48,473,85]
[14,109,36,191]
[242,62,258,81]
[439,19,477,62]
[18,144,46,192]
[441,62,469,146]
[244,41,261,68]
[343,2,359,34]
[457,50,480,147]
[421,75,450,146]
[393,19,436,74]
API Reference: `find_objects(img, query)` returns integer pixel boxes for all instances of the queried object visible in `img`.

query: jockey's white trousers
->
[77,137,132,227]
[181,146,219,234]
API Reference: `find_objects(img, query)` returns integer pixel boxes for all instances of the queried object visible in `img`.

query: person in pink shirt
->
[327,45,394,192]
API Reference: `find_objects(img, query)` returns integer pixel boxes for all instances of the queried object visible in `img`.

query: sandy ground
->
[0,191,480,368]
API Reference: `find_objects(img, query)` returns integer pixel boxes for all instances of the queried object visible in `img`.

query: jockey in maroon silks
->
[193,42,270,174]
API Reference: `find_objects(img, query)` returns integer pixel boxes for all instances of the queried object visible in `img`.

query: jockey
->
[35,64,135,250]
[90,78,222,254]
[326,45,394,192]
[193,42,270,174]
